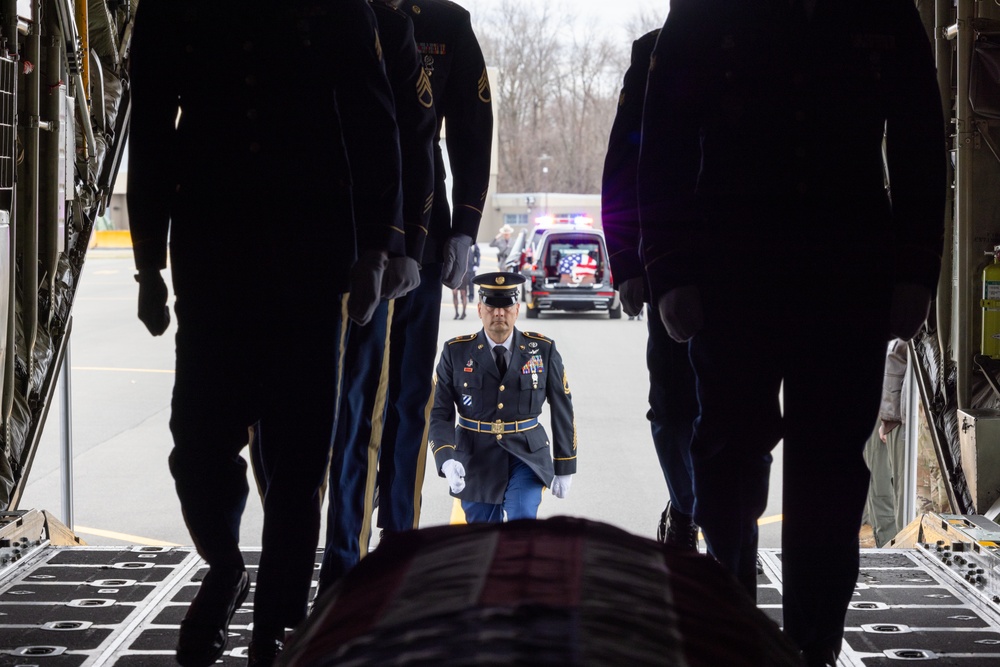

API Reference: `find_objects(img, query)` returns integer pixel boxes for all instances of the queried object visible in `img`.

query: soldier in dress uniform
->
[429,273,577,522]
[315,0,436,596]
[127,1,404,665]
[637,1,946,665]
[377,0,494,535]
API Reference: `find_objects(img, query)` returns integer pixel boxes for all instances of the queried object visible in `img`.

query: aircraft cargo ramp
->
[0,512,998,666]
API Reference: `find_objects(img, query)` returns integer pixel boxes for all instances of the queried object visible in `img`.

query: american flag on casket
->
[557,253,597,283]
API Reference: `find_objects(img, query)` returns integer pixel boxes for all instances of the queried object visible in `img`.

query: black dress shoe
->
[176,568,250,667]
[657,501,699,552]
[247,637,284,667]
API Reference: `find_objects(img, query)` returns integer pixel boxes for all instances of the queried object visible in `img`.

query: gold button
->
[498,403,504,409]
[499,385,505,391]
[496,434,502,440]
[463,382,468,387]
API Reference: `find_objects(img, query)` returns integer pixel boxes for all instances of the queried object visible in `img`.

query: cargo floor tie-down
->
[1,511,1000,665]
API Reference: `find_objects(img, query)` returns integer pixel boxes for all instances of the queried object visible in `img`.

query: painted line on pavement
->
[73,525,182,547]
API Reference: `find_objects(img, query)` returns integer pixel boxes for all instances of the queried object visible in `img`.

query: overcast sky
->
[567,0,668,28]
[460,0,669,46]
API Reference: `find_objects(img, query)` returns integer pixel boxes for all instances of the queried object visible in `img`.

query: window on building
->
[504,213,528,226]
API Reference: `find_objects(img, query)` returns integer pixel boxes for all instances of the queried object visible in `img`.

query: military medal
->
[532,372,538,389]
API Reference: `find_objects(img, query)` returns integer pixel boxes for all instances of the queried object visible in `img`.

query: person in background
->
[468,242,482,301]
[637,2,946,664]
[863,339,910,547]
[429,273,577,522]
[490,224,515,269]
[127,2,404,665]
[453,243,480,319]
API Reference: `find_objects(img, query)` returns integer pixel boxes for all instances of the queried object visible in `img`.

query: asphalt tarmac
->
[18,246,784,550]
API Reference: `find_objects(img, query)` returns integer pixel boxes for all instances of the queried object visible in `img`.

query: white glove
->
[442,459,466,494]
[550,474,573,499]
[348,250,389,326]
[657,286,704,343]
[441,234,474,289]
[618,277,647,318]
[381,256,421,300]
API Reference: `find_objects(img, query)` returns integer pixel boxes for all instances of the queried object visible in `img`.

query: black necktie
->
[494,346,507,376]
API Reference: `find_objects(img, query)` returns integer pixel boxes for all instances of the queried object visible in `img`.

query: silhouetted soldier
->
[127,1,403,665]
[377,0,493,537]
[602,28,701,551]
[316,0,436,595]
[638,1,945,665]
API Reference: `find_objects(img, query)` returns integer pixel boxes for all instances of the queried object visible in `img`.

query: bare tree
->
[624,2,669,39]
[466,0,666,194]
[548,31,622,193]
[477,1,565,192]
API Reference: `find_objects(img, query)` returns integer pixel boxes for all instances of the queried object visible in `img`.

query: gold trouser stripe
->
[412,380,434,529]
[450,498,466,525]
[318,295,351,502]
[359,299,394,556]
[337,293,350,414]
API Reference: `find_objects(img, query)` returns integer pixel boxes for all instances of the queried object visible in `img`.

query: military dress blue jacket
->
[394,0,494,264]
[430,328,577,504]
